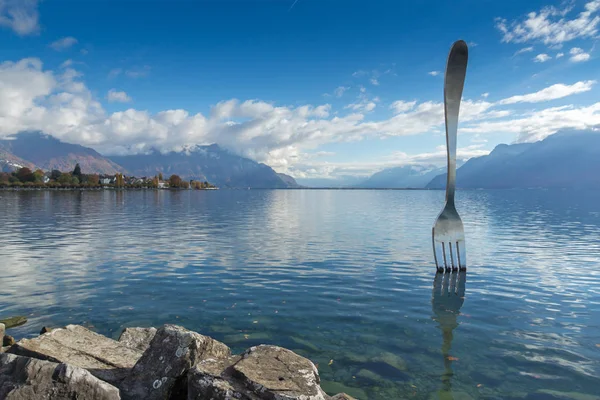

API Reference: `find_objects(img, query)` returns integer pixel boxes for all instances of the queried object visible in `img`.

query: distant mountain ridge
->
[426,130,600,189]
[0,132,121,174]
[355,165,446,189]
[0,132,300,188]
[110,145,295,188]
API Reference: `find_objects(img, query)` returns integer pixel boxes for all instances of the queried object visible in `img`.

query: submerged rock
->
[535,390,600,400]
[0,316,27,329]
[330,394,357,400]
[320,381,368,400]
[120,324,231,400]
[7,324,143,385]
[0,353,120,399]
[118,327,157,352]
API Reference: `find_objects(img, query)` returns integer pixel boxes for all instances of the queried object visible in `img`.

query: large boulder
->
[188,356,259,400]
[0,324,4,340]
[7,325,143,385]
[120,324,231,400]
[118,327,157,352]
[233,346,328,400]
[188,345,329,400]
[0,353,120,399]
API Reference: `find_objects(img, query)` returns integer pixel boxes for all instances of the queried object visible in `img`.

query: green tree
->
[71,176,80,185]
[58,173,72,185]
[33,169,45,183]
[50,170,62,180]
[73,163,82,179]
[158,172,163,181]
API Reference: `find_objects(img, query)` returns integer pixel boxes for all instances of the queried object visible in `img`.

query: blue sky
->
[1,0,599,183]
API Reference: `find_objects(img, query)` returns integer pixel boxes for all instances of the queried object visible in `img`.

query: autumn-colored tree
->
[16,167,35,182]
[169,174,182,188]
[114,173,124,187]
[158,172,163,181]
[181,180,190,189]
[88,174,99,185]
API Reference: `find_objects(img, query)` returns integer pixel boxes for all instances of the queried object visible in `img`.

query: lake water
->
[1,189,599,400]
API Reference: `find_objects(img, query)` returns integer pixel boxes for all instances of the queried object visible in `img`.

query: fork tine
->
[433,241,444,273]
[448,242,457,271]
[441,242,449,271]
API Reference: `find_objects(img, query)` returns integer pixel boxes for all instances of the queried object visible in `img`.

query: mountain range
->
[0,132,298,188]
[0,132,121,174]
[426,130,600,189]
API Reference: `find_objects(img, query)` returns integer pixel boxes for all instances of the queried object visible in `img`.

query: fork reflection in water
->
[431,272,467,399]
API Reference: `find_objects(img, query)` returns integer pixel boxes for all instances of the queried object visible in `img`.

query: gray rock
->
[233,345,328,400]
[7,324,143,385]
[120,324,231,400]
[188,347,336,400]
[0,324,4,340]
[118,327,157,352]
[0,353,120,399]
[188,356,261,400]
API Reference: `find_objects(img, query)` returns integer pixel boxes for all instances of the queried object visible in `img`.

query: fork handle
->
[443,41,468,206]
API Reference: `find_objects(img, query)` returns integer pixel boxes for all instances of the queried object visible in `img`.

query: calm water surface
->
[1,189,599,400]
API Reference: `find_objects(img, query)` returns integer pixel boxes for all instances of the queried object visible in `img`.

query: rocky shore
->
[0,322,355,400]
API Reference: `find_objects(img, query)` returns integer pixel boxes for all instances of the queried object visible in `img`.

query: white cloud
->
[60,59,73,69]
[481,93,489,98]
[556,52,565,58]
[334,86,349,98]
[50,37,78,51]
[533,53,551,62]
[125,66,151,78]
[0,0,39,35]
[390,100,416,114]
[107,89,132,103]
[514,46,534,56]
[352,70,367,78]
[428,71,440,76]
[462,103,600,143]
[108,68,122,79]
[345,101,376,112]
[498,81,595,104]
[288,145,490,180]
[495,0,600,45]
[569,47,591,62]
[370,78,379,86]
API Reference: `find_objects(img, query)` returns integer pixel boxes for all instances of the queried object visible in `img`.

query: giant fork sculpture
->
[432,40,468,273]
